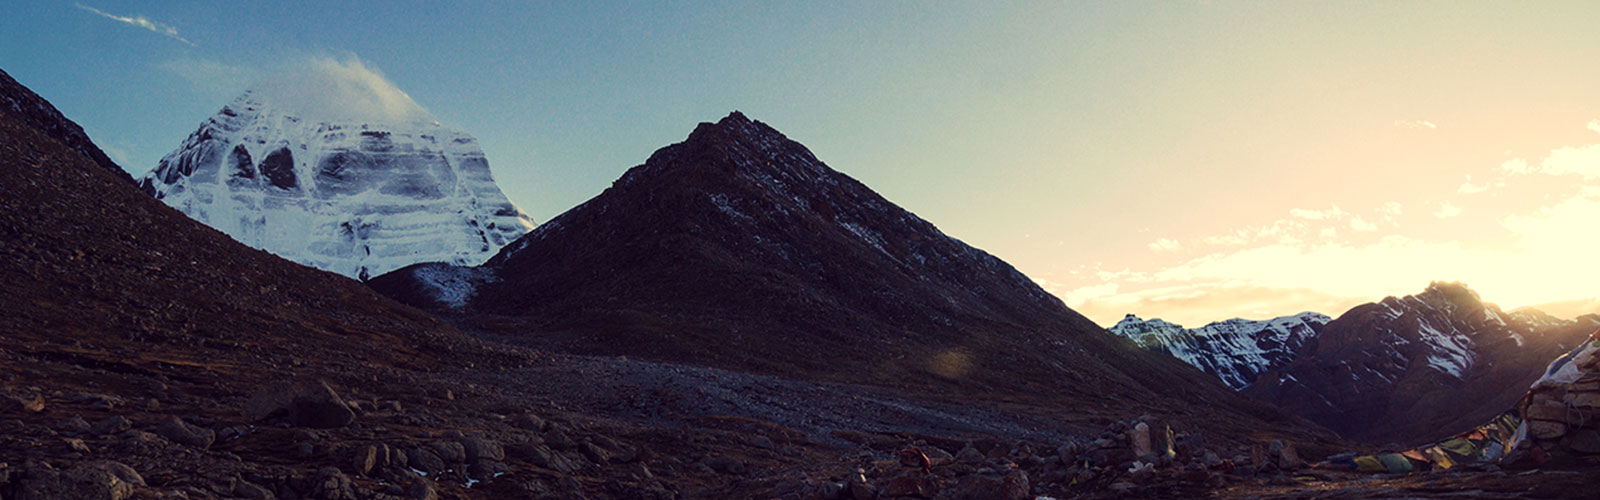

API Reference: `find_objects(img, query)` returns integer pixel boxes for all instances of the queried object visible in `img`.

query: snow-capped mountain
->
[1244,281,1600,444]
[1110,312,1330,390]
[140,89,534,280]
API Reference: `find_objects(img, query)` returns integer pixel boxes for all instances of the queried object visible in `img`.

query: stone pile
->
[1520,339,1600,461]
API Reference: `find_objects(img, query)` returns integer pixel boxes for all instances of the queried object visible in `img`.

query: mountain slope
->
[0,76,490,396]
[1110,312,1330,389]
[0,68,132,185]
[140,89,534,280]
[1243,282,1600,444]
[372,112,1336,442]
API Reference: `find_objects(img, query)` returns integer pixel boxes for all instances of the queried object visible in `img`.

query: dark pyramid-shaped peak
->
[0,68,133,185]
[373,113,1328,443]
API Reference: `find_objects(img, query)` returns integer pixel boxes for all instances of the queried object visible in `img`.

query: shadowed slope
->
[374,112,1337,445]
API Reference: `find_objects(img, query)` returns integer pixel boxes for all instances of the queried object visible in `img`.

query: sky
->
[4,1,1599,327]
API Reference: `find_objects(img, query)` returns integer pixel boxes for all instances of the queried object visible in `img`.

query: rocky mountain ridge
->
[1109,312,1331,390]
[1244,282,1600,443]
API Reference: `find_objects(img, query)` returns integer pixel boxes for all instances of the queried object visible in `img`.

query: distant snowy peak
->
[1110,312,1330,389]
[1243,281,1599,443]
[140,90,534,280]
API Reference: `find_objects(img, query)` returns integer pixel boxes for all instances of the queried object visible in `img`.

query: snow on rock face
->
[140,88,534,280]
[1242,281,1600,444]
[1110,312,1330,390]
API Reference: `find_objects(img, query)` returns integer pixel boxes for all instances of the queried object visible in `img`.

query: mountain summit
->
[140,81,534,280]
[372,112,1327,440]
[1245,281,1600,443]
[0,68,131,184]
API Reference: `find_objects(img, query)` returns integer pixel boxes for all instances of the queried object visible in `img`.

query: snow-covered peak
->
[1109,314,1185,336]
[141,78,534,280]
[1110,312,1331,389]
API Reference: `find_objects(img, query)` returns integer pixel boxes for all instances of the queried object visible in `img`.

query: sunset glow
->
[4,2,1598,327]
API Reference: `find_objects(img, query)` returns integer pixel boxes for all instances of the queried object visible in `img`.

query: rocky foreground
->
[3,353,1598,500]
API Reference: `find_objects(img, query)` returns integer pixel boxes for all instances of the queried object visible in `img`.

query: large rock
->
[13,463,136,500]
[155,416,215,449]
[289,382,356,429]
[243,381,298,422]
[459,437,504,463]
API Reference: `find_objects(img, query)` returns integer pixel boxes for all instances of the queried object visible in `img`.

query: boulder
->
[1000,469,1030,499]
[243,381,298,422]
[408,448,445,477]
[428,441,467,464]
[510,414,545,431]
[884,476,934,498]
[155,416,215,449]
[460,437,504,463]
[407,478,438,500]
[55,416,91,436]
[288,382,355,429]
[309,466,356,500]
[90,416,131,436]
[13,463,136,500]
[1131,422,1153,459]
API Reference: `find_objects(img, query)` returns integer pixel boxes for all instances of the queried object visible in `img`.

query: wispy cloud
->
[1393,119,1438,130]
[1433,201,1462,219]
[75,3,195,46]
[1457,174,1490,194]
[1147,238,1182,252]
[1289,205,1346,221]
[1349,216,1377,232]
[159,58,259,100]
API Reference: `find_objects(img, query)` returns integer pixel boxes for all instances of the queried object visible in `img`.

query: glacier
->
[140,90,534,280]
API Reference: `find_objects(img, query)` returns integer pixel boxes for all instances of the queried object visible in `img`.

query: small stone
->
[885,476,934,498]
[1568,429,1600,454]
[580,441,608,464]
[955,446,984,464]
[233,480,274,500]
[55,416,91,436]
[351,445,378,476]
[309,466,356,500]
[428,441,467,464]
[544,428,575,450]
[16,395,44,413]
[156,416,215,449]
[91,416,132,436]
[751,435,776,450]
[1530,420,1569,440]
[1000,469,1030,500]
[409,448,446,476]
[64,438,91,454]
[846,481,877,500]
[408,478,439,500]
[87,462,144,487]
[703,456,745,475]
[511,413,545,431]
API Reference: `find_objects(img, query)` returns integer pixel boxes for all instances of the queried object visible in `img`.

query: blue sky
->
[5,1,1600,325]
